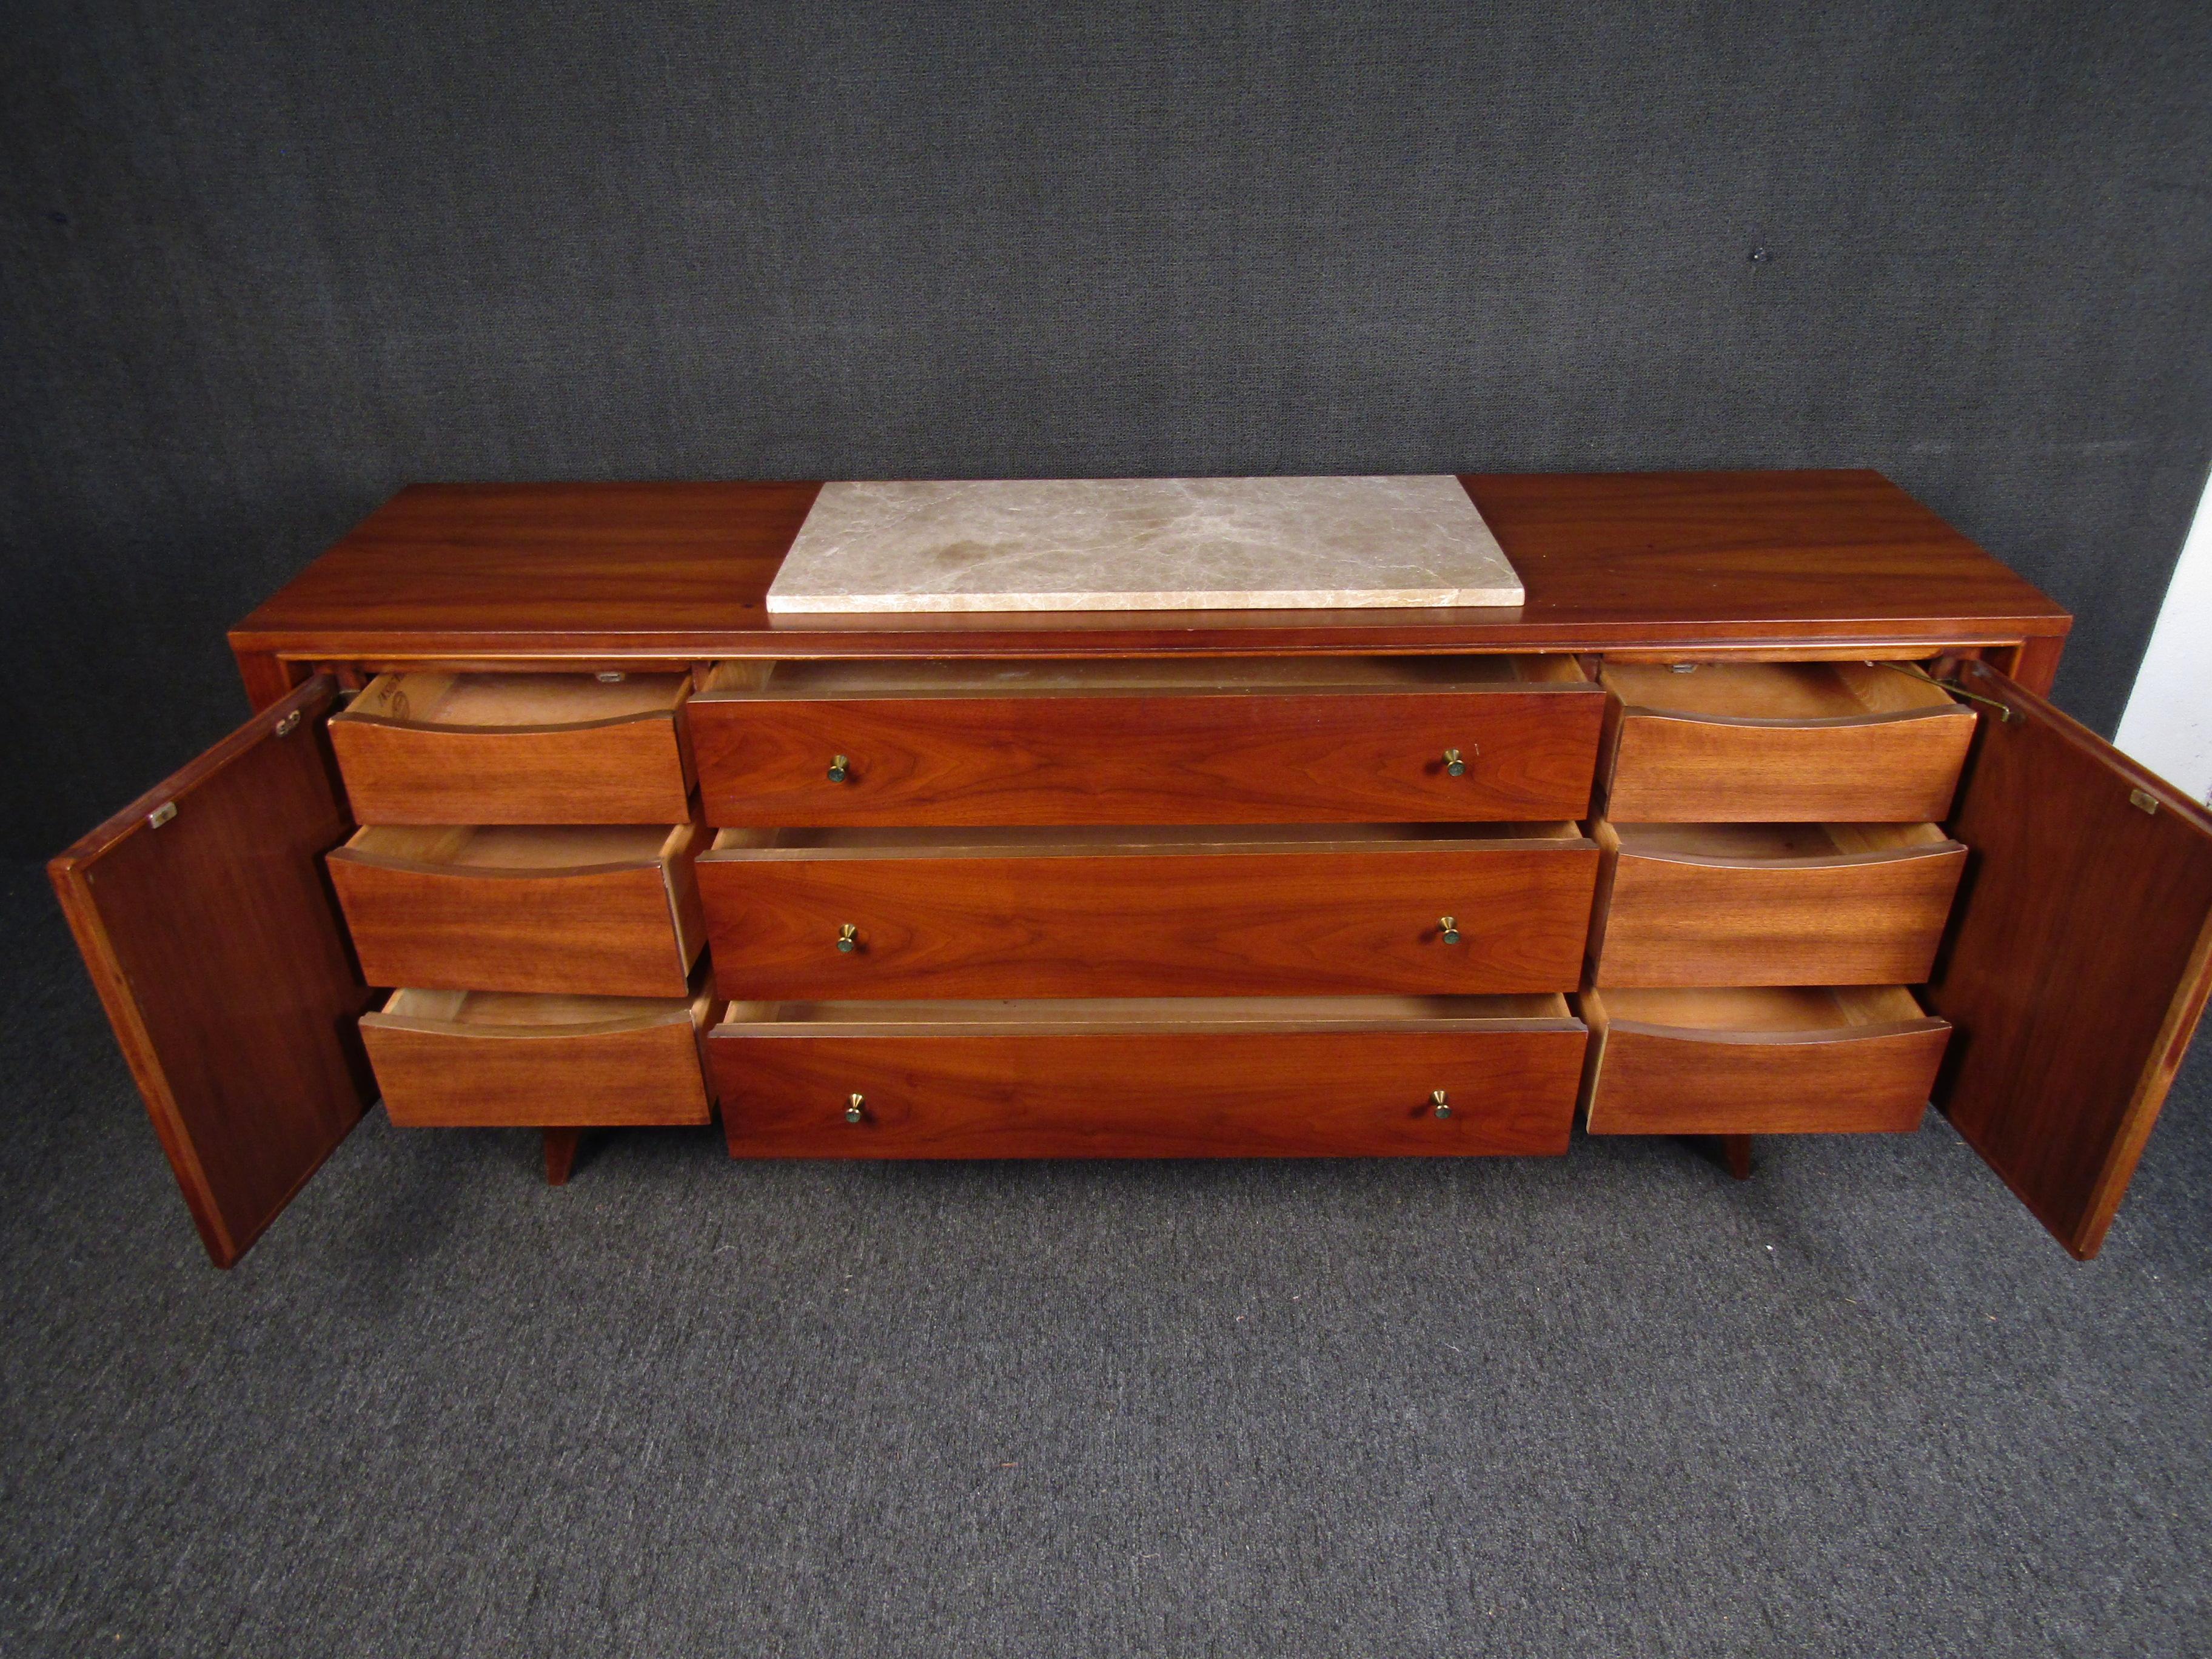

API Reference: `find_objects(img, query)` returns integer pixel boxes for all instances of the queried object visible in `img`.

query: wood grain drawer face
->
[330,671,695,824]
[1581,986,1951,1135]
[329,823,706,997]
[712,996,1586,1157]
[691,655,1603,826]
[698,824,1599,1000]
[1600,662,1975,822]
[1590,822,1966,987]
[363,984,715,1127]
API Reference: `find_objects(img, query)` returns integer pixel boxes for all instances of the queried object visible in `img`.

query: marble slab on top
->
[763,476,1523,614]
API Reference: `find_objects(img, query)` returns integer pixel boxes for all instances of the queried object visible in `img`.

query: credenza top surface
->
[230,470,2070,661]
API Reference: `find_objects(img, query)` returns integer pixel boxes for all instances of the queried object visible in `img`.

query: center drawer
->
[689,654,1602,826]
[697,822,1599,1000]
[711,994,1589,1157]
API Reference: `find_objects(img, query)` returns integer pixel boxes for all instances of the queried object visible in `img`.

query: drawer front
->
[1604,707,1974,822]
[691,689,1603,826]
[1582,991,1951,1136]
[330,674,695,825]
[329,828,706,997]
[699,841,1598,1000]
[713,1027,1586,1157]
[1592,841,1966,987]
[363,993,714,1127]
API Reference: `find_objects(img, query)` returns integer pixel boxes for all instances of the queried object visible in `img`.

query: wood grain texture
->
[699,829,1599,1000]
[327,823,705,997]
[227,474,2070,666]
[712,1014,1586,1158]
[1581,987,1950,1136]
[1589,822,1966,987]
[329,672,694,825]
[1926,659,2212,1259]
[692,674,1602,827]
[46,677,375,1267]
[362,985,715,1127]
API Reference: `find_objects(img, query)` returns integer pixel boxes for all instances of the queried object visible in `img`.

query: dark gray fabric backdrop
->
[6,1,2211,859]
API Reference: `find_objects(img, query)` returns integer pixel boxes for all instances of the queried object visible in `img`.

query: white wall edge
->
[2115,466,2212,805]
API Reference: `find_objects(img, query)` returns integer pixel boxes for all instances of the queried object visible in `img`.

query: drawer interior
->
[347,670,690,729]
[1606,820,1953,861]
[343,822,695,871]
[1591,984,1930,1036]
[379,984,712,1033]
[705,654,1589,700]
[720,992,1578,1034]
[708,820,1588,858]
[1600,660,1958,720]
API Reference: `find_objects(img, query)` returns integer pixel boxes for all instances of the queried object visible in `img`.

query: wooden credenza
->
[49,472,2212,1266]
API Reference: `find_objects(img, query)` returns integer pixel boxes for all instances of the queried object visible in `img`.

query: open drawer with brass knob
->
[361,977,717,1128]
[328,822,708,997]
[329,669,697,823]
[1597,660,1977,823]
[710,994,1589,1158]
[689,654,1601,826]
[695,822,1600,1000]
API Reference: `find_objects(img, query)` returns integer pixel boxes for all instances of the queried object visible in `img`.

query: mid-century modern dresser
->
[50,472,2212,1266]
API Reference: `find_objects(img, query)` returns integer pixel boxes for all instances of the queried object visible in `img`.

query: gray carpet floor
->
[2,855,2208,1658]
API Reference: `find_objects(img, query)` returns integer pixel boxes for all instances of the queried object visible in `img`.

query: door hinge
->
[2130,788,2160,816]
[272,709,301,736]
[146,801,176,829]
[1884,661,2013,721]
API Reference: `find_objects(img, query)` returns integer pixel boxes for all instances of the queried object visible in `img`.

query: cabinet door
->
[49,676,375,1267]
[1926,659,2212,1258]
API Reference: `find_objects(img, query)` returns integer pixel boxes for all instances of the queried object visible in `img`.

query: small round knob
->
[827,754,850,782]
[836,923,859,953]
[845,1094,865,1124]
[1432,1089,1452,1120]
[1439,916,1460,945]
[1443,747,1466,777]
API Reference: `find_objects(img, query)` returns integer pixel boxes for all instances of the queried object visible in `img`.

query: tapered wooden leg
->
[543,1128,583,1186]
[1721,1134,1752,1181]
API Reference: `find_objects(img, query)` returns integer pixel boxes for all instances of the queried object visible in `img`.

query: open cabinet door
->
[49,676,376,1267]
[1926,657,2212,1259]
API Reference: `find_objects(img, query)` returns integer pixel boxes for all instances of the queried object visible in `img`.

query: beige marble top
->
[763,477,1523,613]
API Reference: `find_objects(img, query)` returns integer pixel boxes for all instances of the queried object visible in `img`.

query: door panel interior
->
[1926,658,2212,1258]
[48,677,375,1266]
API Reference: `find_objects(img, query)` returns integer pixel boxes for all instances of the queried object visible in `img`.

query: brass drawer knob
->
[1432,1089,1452,1120]
[845,1093,865,1124]
[837,923,859,953]
[1438,916,1460,945]
[1443,747,1467,777]
[827,754,850,782]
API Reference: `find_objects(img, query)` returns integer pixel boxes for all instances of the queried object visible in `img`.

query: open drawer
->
[362,980,717,1127]
[689,654,1603,826]
[697,821,1600,1000]
[1599,660,1976,822]
[1589,820,1966,987]
[329,670,695,823]
[329,823,706,997]
[711,994,1587,1157]
[1580,985,1951,1135]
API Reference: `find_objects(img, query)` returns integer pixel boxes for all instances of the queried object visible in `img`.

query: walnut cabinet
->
[47,473,2212,1265]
